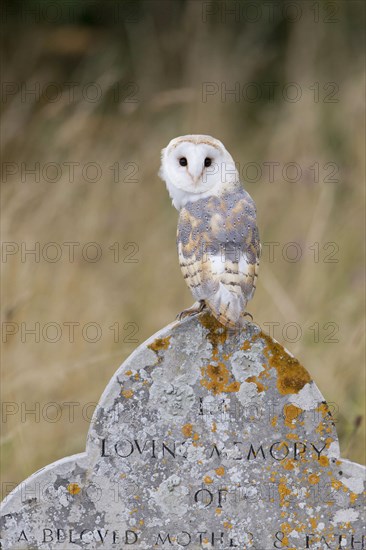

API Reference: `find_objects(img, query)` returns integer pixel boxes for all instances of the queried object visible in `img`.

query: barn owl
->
[159,134,260,329]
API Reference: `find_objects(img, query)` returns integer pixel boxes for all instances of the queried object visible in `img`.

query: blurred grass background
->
[1,0,365,491]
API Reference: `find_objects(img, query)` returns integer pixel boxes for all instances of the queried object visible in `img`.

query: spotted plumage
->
[159,134,260,329]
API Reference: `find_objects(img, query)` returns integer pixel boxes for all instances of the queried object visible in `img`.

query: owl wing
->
[177,190,260,328]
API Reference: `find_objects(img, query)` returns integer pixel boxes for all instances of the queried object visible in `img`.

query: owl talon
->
[243,311,253,321]
[177,301,206,321]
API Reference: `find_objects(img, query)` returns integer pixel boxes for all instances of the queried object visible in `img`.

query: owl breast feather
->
[176,189,260,328]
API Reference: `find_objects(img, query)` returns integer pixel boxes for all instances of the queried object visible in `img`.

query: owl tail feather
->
[205,284,248,330]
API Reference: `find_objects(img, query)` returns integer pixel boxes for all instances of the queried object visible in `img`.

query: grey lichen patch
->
[1,313,365,550]
[230,339,266,381]
[151,475,189,517]
[237,380,264,407]
[288,381,323,410]
[149,370,195,419]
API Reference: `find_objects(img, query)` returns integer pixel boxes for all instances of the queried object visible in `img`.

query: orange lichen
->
[223,522,233,529]
[256,331,311,395]
[316,402,332,419]
[260,367,271,379]
[197,314,242,393]
[211,421,217,432]
[284,404,303,428]
[318,455,329,467]
[193,432,200,441]
[331,479,342,490]
[67,483,80,495]
[246,375,265,393]
[316,423,325,435]
[122,389,134,399]
[125,370,132,376]
[278,478,292,506]
[148,336,171,352]
[282,459,295,471]
[215,466,225,476]
[182,423,193,437]
[200,362,240,394]
[308,473,320,485]
[204,475,213,484]
[241,340,251,351]
[269,471,277,482]
[199,312,229,350]
[271,416,278,428]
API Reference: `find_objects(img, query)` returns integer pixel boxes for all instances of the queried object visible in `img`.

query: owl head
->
[159,134,240,209]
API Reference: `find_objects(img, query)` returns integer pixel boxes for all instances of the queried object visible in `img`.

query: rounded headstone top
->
[1,313,364,550]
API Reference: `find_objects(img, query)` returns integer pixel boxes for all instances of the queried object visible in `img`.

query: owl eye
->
[204,157,212,167]
[179,157,188,166]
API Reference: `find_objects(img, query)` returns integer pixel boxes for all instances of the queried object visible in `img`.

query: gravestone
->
[1,313,365,549]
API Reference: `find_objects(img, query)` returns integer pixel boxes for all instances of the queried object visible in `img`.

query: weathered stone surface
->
[1,313,365,549]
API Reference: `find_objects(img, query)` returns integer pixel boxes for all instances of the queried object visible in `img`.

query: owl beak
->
[189,168,204,186]
[188,155,205,185]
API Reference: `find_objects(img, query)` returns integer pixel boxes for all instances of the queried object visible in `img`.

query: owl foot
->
[243,311,253,321]
[177,300,206,321]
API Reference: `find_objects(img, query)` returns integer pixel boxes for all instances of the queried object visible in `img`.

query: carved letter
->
[247,444,266,460]
[311,443,326,460]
